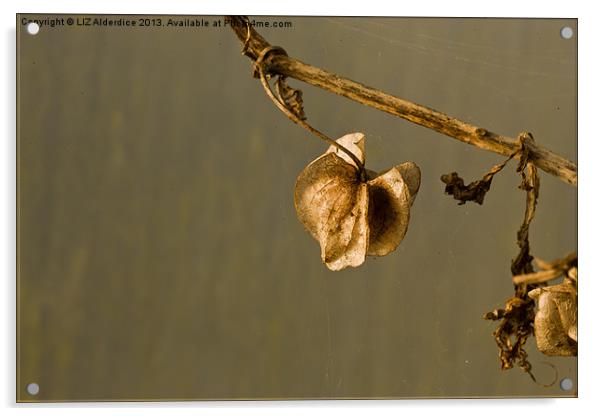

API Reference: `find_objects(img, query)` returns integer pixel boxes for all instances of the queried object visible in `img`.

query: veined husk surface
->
[294,133,420,271]
[528,271,577,356]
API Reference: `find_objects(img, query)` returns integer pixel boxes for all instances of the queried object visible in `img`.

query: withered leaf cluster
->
[441,151,515,205]
[483,133,576,380]
[483,296,536,373]
[440,172,494,205]
[294,133,420,271]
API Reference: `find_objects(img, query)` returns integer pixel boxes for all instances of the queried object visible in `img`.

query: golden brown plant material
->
[294,133,420,271]
[528,268,577,356]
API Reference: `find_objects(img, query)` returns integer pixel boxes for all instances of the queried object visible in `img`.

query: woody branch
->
[225,15,577,187]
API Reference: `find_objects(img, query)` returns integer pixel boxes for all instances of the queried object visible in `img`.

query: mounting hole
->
[560,26,573,39]
[559,377,574,391]
[26,382,40,396]
[26,22,40,35]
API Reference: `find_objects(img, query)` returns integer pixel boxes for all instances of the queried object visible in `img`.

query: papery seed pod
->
[294,133,420,271]
[528,280,577,356]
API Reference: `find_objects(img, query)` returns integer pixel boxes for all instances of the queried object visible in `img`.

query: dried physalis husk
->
[294,132,420,271]
[528,273,577,356]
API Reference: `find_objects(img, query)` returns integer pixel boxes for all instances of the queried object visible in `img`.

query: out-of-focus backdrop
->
[17,15,577,401]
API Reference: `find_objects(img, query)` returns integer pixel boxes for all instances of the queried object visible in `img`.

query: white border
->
[2,1,600,415]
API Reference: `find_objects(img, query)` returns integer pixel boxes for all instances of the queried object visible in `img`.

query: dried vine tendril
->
[251,44,367,181]
[482,132,561,386]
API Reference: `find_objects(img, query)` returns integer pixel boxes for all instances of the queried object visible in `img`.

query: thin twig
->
[533,252,577,271]
[513,251,577,285]
[512,269,564,285]
[225,15,577,186]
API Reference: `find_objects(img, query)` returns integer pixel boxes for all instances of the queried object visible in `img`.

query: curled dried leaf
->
[294,133,420,271]
[529,279,577,356]
[441,151,515,205]
[441,172,493,205]
[276,76,306,121]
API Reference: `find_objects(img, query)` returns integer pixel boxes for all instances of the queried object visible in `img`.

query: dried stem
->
[226,15,577,187]
[511,133,541,281]
[513,251,577,285]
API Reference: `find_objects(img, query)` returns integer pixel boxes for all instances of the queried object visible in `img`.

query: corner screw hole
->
[559,377,573,391]
[26,382,40,396]
[560,26,573,40]
[26,22,40,35]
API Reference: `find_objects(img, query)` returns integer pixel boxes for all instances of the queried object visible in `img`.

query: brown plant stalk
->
[225,15,577,187]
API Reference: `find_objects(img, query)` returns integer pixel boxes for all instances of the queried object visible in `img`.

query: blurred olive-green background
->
[17,15,577,401]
